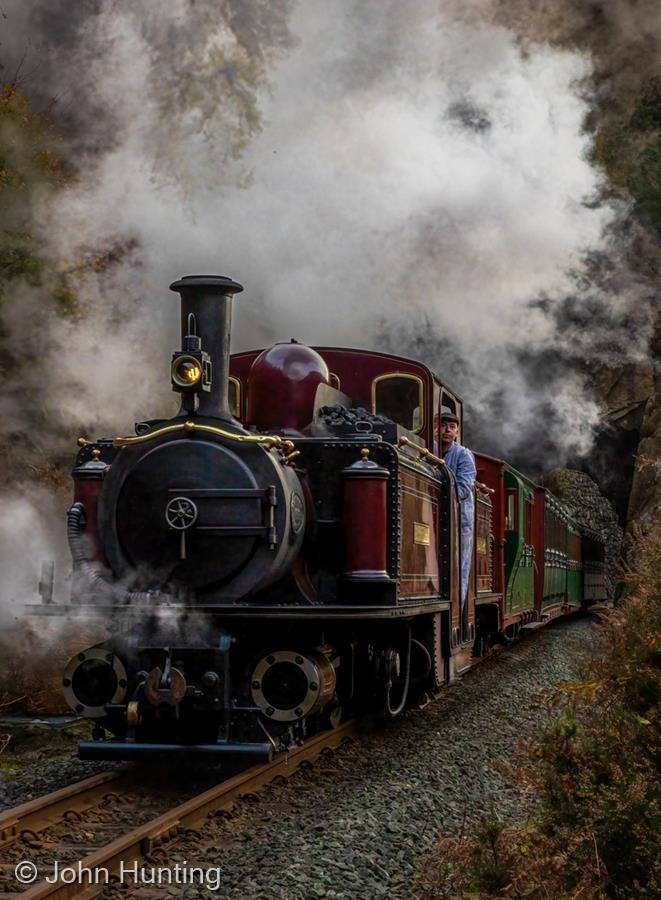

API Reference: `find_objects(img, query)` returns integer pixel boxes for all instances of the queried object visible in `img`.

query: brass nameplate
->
[414,522,431,545]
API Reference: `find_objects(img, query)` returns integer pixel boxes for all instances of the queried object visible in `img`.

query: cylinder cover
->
[250,649,336,722]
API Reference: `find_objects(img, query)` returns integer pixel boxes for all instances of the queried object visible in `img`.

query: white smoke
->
[0,0,647,696]
[14,0,646,462]
[0,0,654,616]
[0,488,66,623]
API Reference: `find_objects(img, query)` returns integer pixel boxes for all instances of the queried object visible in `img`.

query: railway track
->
[0,723,357,898]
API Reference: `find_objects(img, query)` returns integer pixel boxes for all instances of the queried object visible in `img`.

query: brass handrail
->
[109,421,285,449]
[397,436,445,467]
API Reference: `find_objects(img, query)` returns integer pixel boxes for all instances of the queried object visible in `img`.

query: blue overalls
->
[443,441,476,608]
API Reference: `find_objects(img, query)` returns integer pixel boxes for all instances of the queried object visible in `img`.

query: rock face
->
[542,468,623,599]
[584,312,661,543]
[626,319,661,534]
[587,361,655,525]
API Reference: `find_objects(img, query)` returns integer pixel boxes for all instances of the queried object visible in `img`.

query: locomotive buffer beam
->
[77,741,274,761]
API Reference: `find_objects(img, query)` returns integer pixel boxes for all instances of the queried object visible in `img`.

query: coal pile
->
[318,405,393,429]
[314,405,399,440]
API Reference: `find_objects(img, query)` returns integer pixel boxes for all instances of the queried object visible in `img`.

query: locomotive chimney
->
[169,274,243,421]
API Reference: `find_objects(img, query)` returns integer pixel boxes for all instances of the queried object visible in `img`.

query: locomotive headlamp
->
[171,313,212,397]
[172,355,204,388]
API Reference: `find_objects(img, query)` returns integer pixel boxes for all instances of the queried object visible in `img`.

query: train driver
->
[440,407,476,609]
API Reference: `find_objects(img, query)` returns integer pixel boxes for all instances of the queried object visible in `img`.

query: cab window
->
[372,374,424,433]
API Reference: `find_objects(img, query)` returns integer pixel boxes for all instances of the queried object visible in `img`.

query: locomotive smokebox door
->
[100,435,305,598]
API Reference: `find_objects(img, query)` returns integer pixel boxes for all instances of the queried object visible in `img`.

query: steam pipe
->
[385,623,411,717]
[169,274,244,421]
[67,502,160,604]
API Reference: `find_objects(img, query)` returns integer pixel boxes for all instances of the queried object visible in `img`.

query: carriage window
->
[505,489,517,531]
[524,498,533,544]
[372,374,424,433]
[228,377,241,419]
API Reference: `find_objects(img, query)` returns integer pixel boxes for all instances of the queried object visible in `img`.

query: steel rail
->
[19,723,357,900]
[0,770,129,851]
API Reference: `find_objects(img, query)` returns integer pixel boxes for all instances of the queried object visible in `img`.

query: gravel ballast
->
[0,725,114,811]
[169,614,594,899]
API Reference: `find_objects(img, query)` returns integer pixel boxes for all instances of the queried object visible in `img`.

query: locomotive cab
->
[231,344,464,455]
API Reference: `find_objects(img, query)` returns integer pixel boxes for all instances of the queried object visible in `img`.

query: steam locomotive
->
[51,275,606,761]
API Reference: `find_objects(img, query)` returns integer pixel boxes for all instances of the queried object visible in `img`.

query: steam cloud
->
[0,488,65,621]
[0,0,657,606]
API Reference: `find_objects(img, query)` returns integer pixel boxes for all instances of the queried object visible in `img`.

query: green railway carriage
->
[474,455,605,648]
[503,465,536,616]
[530,486,593,618]
[543,494,569,610]
[567,521,583,606]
